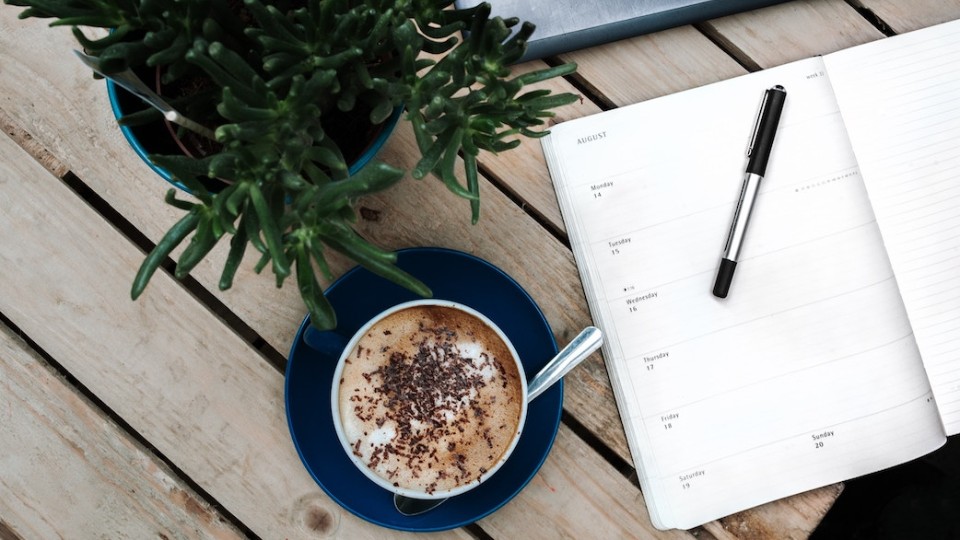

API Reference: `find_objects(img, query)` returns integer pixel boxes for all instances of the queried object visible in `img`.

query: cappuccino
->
[336,303,524,495]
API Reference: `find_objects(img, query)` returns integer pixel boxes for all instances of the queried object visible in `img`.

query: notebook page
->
[544,57,945,529]
[824,19,960,435]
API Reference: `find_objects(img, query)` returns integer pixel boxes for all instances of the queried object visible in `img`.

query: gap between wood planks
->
[0,307,260,540]
[844,0,897,37]
[0,518,23,540]
[691,1,897,72]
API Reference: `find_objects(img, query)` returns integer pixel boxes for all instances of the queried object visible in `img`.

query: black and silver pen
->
[712,85,787,299]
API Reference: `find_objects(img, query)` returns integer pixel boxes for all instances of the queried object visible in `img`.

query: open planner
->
[542,19,960,530]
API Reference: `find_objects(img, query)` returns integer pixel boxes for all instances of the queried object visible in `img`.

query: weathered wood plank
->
[558,24,746,107]
[0,520,22,540]
[0,128,469,540]
[701,0,885,68]
[854,0,960,33]
[480,426,692,539]
[0,323,246,540]
[0,111,68,178]
[704,484,845,540]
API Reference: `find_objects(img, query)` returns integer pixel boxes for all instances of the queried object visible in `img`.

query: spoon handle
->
[526,326,603,402]
[73,50,217,140]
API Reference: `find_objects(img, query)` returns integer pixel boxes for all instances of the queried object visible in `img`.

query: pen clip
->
[746,90,772,158]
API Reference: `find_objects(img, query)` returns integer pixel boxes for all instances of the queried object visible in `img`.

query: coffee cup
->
[331,299,528,500]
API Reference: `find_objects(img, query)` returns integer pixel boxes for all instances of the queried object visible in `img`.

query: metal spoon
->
[72,50,217,140]
[393,326,603,516]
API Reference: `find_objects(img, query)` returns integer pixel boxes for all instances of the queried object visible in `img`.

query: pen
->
[713,85,787,299]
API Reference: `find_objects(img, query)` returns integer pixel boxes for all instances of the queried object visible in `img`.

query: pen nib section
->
[713,258,737,298]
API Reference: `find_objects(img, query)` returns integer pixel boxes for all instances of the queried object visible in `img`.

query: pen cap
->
[746,86,787,176]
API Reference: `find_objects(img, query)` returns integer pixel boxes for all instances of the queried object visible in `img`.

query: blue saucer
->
[285,247,562,531]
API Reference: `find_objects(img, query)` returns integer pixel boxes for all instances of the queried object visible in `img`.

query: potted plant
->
[4,0,577,329]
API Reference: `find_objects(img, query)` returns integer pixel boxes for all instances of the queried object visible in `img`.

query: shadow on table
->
[811,435,960,540]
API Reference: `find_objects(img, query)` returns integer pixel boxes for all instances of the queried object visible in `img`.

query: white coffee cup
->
[331,299,528,500]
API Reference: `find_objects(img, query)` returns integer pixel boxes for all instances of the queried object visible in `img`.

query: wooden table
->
[1,1,958,538]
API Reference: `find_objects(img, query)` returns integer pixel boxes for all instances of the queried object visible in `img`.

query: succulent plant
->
[5,0,578,329]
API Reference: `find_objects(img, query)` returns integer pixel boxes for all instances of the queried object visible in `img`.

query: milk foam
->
[337,304,523,494]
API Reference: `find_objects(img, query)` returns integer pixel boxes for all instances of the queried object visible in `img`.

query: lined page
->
[543,57,945,530]
[825,19,960,434]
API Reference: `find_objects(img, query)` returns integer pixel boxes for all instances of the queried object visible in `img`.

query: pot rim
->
[106,79,403,195]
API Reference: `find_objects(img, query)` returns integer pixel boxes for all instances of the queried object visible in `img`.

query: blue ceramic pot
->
[106,80,402,194]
